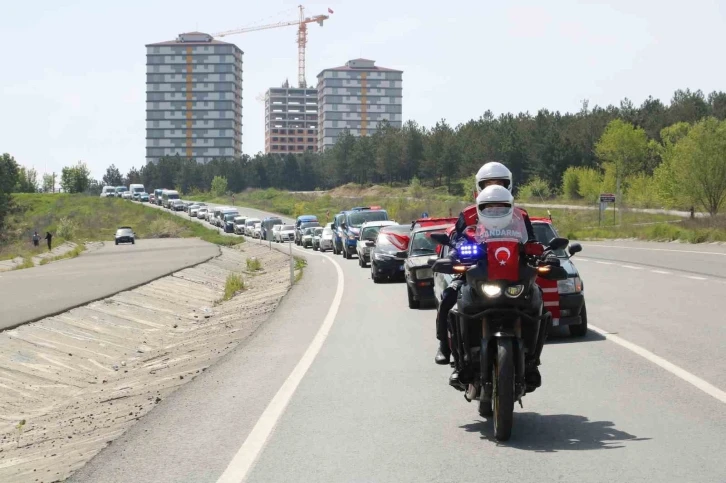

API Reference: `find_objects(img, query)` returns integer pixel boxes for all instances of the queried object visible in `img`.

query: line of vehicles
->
[100,184,149,202]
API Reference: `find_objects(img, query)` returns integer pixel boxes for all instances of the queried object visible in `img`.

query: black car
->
[115,227,135,245]
[403,224,451,309]
[369,224,411,283]
[531,219,587,337]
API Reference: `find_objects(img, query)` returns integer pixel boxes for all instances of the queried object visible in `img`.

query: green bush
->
[561,167,581,199]
[56,216,78,240]
[575,167,604,202]
[210,176,228,197]
[625,173,659,208]
[517,176,551,201]
[222,273,245,301]
[246,257,262,271]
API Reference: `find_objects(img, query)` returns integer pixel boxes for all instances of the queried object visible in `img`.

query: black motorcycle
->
[430,232,571,441]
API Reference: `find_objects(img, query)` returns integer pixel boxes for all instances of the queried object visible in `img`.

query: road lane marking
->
[651,270,671,274]
[585,244,726,256]
[216,247,344,483]
[589,324,726,404]
[576,258,590,262]
[595,261,613,265]
[685,275,707,281]
[622,265,643,270]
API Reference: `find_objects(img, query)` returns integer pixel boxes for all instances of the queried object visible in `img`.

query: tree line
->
[4,87,726,220]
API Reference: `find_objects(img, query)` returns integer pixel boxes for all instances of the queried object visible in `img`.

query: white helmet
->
[476,185,514,231]
[475,162,512,194]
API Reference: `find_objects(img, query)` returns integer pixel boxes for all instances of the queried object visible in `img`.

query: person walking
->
[32,231,40,247]
[44,231,53,251]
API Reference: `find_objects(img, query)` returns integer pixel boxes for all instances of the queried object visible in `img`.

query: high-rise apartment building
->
[317,58,403,151]
[264,81,318,154]
[145,32,243,164]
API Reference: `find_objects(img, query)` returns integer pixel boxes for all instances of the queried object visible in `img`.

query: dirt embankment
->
[0,242,294,483]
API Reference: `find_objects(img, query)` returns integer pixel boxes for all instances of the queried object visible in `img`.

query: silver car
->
[275,224,296,243]
[197,207,208,219]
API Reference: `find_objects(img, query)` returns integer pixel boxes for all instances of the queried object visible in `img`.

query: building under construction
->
[264,81,318,154]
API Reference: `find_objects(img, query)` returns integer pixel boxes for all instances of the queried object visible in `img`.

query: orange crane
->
[213,5,332,88]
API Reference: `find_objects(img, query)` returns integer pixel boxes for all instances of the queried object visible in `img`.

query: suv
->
[340,207,389,260]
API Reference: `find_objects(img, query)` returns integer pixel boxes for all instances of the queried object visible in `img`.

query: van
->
[340,207,389,259]
[161,190,180,208]
[100,186,116,198]
[220,208,240,232]
[129,184,145,200]
[261,217,283,240]
[154,189,164,205]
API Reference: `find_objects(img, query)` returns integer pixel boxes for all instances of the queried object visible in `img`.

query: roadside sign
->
[421,212,429,218]
[600,193,616,203]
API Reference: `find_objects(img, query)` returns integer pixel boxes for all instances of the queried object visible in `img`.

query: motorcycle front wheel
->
[493,338,514,441]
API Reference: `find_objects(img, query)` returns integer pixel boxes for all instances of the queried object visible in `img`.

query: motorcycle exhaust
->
[464,383,480,402]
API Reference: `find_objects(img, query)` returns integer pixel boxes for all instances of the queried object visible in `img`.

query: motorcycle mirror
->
[547,237,569,251]
[568,243,583,256]
[395,250,408,259]
[430,233,450,246]
[427,255,438,267]
[432,259,456,274]
[536,264,568,281]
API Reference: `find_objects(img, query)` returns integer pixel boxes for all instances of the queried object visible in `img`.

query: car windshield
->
[282,225,294,230]
[167,193,179,200]
[410,230,442,255]
[300,222,320,230]
[304,228,315,235]
[224,213,237,221]
[116,229,133,236]
[116,187,127,192]
[348,211,388,227]
[361,226,382,240]
[133,187,144,193]
[532,223,567,257]
[313,228,323,236]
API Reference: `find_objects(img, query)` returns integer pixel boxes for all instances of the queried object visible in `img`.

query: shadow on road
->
[545,328,606,345]
[461,413,650,451]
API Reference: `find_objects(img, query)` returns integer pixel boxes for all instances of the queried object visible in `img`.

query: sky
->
[1,0,724,181]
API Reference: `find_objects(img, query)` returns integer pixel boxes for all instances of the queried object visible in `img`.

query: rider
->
[434,162,545,389]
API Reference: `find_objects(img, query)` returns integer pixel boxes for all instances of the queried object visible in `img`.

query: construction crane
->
[213,5,332,88]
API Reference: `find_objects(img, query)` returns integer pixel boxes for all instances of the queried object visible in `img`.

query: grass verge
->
[0,194,244,261]
[294,256,307,283]
[38,244,87,266]
[12,257,35,270]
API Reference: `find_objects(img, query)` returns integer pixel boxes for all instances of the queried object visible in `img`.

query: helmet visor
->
[477,203,512,218]
[477,178,511,191]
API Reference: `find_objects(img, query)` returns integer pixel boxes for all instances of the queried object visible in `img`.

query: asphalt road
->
[0,238,219,330]
[71,201,726,483]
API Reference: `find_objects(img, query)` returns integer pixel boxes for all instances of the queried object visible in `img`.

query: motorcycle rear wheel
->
[493,338,515,441]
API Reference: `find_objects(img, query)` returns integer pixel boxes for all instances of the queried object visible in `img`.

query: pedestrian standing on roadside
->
[45,231,53,251]
[32,231,40,247]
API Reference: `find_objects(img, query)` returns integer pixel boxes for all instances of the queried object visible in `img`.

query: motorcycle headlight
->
[558,276,582,294]
[480,283,502,298]
[505,284,525,298]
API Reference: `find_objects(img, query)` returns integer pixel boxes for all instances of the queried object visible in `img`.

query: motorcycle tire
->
[493,338,515,441]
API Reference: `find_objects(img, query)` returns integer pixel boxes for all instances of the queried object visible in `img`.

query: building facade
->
[264,83,318,154]
[317,58,403,151]
[145,32,243,164]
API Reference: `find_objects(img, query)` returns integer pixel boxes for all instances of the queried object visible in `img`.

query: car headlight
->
[480,283,502,298]
[558,276,582,294]
[505,284,525,298]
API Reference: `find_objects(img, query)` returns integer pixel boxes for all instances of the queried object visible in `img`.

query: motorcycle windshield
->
[474,210,528,282]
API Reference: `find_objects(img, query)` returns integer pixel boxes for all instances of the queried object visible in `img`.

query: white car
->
[122,191,133,200]
[357,220,398,267]
[244,218,261,236]
[100,186,116,198]
[197,207,208,219]
[253,223,263,239]
[317,223,335,252]
[275,224,296,243]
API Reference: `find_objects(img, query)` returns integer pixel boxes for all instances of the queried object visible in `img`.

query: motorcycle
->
[429,227,569,441]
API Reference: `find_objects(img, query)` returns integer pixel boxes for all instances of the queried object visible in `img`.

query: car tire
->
[570,303,588,337]
[132,240,135,245]
[115,240,118,245]
[407,286,420,309]
[358,256,364,267]
[345,247,352,259]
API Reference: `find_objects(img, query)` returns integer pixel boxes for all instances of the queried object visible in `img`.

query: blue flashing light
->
[458,242,481,259]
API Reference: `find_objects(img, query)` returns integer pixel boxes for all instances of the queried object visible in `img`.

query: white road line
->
[576,258,590,262]
[586,244,726,256]
[216,247,344,483]
[595,261,613,265]
[622,265,643,270]
[589,324,726,405]
[685,275,707,281]
[651,270,671,275]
